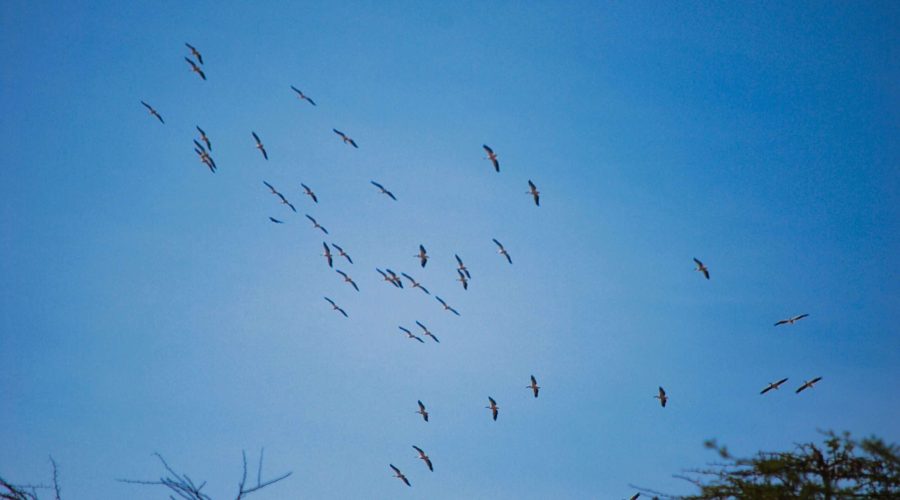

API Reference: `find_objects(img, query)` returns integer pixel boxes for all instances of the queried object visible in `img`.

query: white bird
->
[370,181,397,201]
[795,377,823,394]
[331,243,352,264]
[435,296,460,316]
[401,273,430,295]
[140,101,164,123]
[399,326,424,343]
[415,244,428,268]
[493,238,512,264]
[323,297,347,318]
[301,183,318,203]
[185,42,203,64]
[322,242,333,268]
[486,397,499,420]
[252,131,268,160]
[483,144,499,172]
[333,129,358,148]
[693,257,709,280]
[455,254,471,279]
[416,400,429,422]
[336,270,359,291]
[196,126,212,151]
[774,313,809,327]
[290,85,316,106]
[415,321,439,343]
[760,377,789,395]
[305,214,328,234]
[456,269,469,290]
[389,464,410,487]
[184,57,206,80]
[527,180,540,206]
[654,386,668,407]
[527,375,540,398]
[412,445,433,472]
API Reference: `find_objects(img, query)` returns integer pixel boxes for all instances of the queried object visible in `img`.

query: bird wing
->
[336,270,347,278]
[760,385,773,395]
[702,268,709,279]
[531,375,537,385]
[413,445,423,455]
[338,307,348,317]
[534,193,540,206]
[424,457,433,471]
[349,138,358,148]
[455,254,463,265]
[371,181,384,190]
[291,85,300,94]
[436,296,447,306]
[287,202,296,212]
[333,129,344,137]
[324,297,335,306]
[810,376,822,384]
[198,69,206,80]
[693,257,703,266]
[268,217,283,223]
[493,238,503,248]
[252,131,261,143]
[418,400,425,411]
[305,214,316,223]
[415,335,424,343]
[449,306,460,316]
[261,147,268,160]
[390,464,400,474]
[184,57,197,68]
[795,314,810,321]
[489,397,496,405]
[377,269,388,278]
[776,377,789,387]
[774,319,788,326]
[264,181,276,193]
[398,326,411,334]
[307,97,316,106]
[420,285,431,295]
[659,387,666,397]
[415,321,426,331]
[505,253,512,264]
[386,190,396,200]
[483,144,493,154]
[528,180,536,190]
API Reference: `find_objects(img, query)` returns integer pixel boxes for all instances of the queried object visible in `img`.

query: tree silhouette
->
[632,431,900,499]
[1,457,60,500]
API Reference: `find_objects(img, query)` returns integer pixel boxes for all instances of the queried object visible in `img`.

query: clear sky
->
[2,1,898,498]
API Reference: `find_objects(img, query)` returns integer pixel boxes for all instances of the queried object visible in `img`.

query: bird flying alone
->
[333,129,358,148]
[760,378,789,395]
[252,131,268,160]
[184,57,206,80]
[528,375,540,398]
[774,314,809,327]
[185,42,203,64]
[486,397,499,420]
[370,181,397,201]
[412,446,433,472]
[140,101,164,123]
[693,257,710,280]
[527,180,540,206]
[493,238,512,264]
[390,464,410,487]
[655,386,668,407]
[796,377,823,394]
[323,297,348,318]
[416,245,428,268]
[290,85,316,106]
[483,144,499,172]
[416,400,429,422]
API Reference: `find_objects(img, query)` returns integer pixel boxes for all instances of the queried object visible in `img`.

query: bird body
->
[323,297,348,317]
[415,321,439,343]
[486,397,499,420]
[796,377,823,394]
[693,258,710,279]
[435,296,460,316]
[305,214,328,234]
[336,270,359,291]
[184,57,206,80]
[527,180,540,206]
[416,400,429,422]
[416,245,428,268]
[528,375,540,398]
[412,446,433,471]
[775,314,810,326]
[655,386,668,407]
[301,183,318,203]
[333,129,358,148]
[390,464,410,487]
[185,42,203,64]
[401,273,430,294]
[141,101,164,123]
[455,254,471,279]
[483,144,499,172]
[290,85,316,106]
[370,181,397,200]
[322,242,333,268]
[760,378,789,395]
[399,326,424,343]
[493,238,512,264]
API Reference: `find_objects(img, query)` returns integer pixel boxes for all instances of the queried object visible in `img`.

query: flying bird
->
[300,183,318,203]
[370,181,397,201]
[493,238,512,264]
[416,245,428,268]
[415,321,439,343]
[252,131,268,160]
[263,181,280,195]
[774,314,810,327]
[184,57,206,80]
[693,258,710,280]
[457,269,469,290]
[435,296,460,316]
[455,254,471,279]
[305,214,328,234]
[760,378,789,395]
[385,269,403,288]
[399,326,425,343]
[290,85,316,106]
[140,101,164,123]
[390,464,410,487]
[527,180,540,206]
[483,144,499,172]
[196,126,212,151]
[336,270,359,292]
[795,377,823,394]
[185,42,203,64]
[528,375,540,398]
[401,273,430,295]
[486,397,499,421]
[268,217,283,224]
[324,297,348,318]
[277,193,297,213]
[630,494,641,500]
[331,243,353,264]
[416,400,429,422]
[412,446,433,472]
[193,142,216,172]
[655,386,668,407]
[322,242,333,268]
[333,129,358,148]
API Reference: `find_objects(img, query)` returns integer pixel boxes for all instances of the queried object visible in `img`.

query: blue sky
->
[2,1,898,498]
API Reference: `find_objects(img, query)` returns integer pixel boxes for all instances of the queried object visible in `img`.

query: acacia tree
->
[634,431,900,499]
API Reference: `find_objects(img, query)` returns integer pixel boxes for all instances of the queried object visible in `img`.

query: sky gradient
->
[2,1,899,498]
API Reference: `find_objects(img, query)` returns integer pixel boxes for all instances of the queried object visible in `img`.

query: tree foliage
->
[636,431,900,499]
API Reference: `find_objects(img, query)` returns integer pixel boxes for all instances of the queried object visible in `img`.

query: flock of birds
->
[139,42,823,494]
